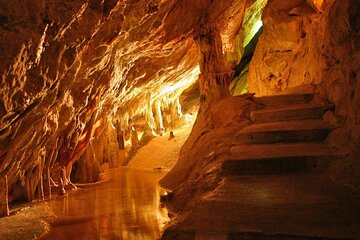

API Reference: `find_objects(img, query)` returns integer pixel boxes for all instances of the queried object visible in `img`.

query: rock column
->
[170,97,183,128]
[153,100,164,134]
[195,24,232,107]
[0,176,9,217]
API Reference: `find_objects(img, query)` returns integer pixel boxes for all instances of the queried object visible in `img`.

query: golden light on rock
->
[0,0,360,239]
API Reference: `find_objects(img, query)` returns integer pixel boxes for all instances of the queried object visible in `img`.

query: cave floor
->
[0,204,53,240]
[128,122,193,170]
[163,174,360,240]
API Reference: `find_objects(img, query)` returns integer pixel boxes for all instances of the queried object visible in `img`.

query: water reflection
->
[41,168,169,240]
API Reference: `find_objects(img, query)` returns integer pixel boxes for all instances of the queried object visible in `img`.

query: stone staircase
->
[162,94,360,240]
[222,93,342,175]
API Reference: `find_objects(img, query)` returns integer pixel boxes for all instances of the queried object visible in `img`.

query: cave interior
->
[0,0,360,239]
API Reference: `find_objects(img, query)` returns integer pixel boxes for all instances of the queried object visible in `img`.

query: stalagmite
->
[0,176,9,217]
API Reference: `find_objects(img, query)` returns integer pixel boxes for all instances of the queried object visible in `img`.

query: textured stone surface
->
[160,0,360,227]
[0,0,359,225]
[248,0,360,191]
[160,96,259,207]
[320,0,360,191]
[248,0,326,95]
[0,204,53,240]
[162,175,360,239]
[0,0,251,204]
[0,0,181,201]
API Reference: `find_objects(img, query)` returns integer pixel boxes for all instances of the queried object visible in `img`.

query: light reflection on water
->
[41,168,169,240]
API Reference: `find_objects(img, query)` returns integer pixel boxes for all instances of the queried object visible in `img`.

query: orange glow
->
[44,169,169,239]
[156,65,200,99]
[113,65,200,129]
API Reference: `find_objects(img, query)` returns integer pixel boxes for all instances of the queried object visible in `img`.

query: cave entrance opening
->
[228,0,267,96]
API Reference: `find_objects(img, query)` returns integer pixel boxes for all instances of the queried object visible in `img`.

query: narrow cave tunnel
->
[1,0,360,239]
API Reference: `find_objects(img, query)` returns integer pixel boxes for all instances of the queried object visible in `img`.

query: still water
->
[41,168,169,240]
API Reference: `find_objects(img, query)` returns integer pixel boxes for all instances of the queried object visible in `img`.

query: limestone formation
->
[0,2,359,237]
[0,176,9,217]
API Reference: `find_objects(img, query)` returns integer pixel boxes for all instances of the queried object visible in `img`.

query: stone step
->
[234,119,331,145]
[253,93,314,106]
[250,104,334,122]
[222,143,341,175]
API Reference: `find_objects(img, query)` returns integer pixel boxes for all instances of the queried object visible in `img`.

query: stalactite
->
[43,149,54,198]
[306,0,324,12]
[62,167,67,187]
[175,97,183,117]
[170,97,183,128]
[153,100,164,134]
[25,173,34,202]
[146,96,157,133]
[0,175,9,217]
[131,127,140,147]
[117,129,125,150]
[59,173,65,196]
[64,110,97,177]
[37,175,44,201]
[195,23,232,106]
[45,167,51,198]
[36,150,45,201]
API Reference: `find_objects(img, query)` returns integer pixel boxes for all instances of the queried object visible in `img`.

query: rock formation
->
[248,0,360,190]
[161,0,360,214]
[0,0,359,230]
[0,0,199,206]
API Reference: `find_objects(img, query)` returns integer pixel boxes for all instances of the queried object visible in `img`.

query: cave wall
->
[0,0,254,207]
[1,0,358,210]
[160,0,254,189]
[161,0,360,212]
[320,0,360,190]
[71,119,125,183]
[248,0,360,190]
[0,0,129,204]
[248,0,327,95]
[0,0,200,205]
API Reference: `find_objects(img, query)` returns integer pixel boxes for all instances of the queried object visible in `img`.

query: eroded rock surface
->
[0,0,252,206]
[0,0,200,203]
[0,1,359,233]
[248,0,360,190]
[160,0,360,226]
